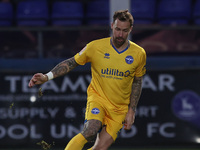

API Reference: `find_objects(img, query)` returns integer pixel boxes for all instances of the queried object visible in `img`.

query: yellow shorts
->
[85,101,127,140]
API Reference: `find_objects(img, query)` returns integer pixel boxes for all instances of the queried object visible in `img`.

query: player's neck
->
[112,39,129,52]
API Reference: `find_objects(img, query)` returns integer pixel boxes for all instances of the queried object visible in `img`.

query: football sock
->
[64,133,87,150]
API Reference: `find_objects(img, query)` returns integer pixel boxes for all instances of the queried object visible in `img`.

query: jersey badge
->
[91,108,100,114]
[125,55,134,64]
[104,53,110,59]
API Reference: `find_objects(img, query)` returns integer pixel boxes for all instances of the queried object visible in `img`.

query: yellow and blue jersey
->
[75,37,146,113]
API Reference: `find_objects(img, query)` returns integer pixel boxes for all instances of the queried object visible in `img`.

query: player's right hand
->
[28,73,48,88]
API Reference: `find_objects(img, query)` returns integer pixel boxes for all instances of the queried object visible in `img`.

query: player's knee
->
[82,128,97,141]
[81,119,102,142]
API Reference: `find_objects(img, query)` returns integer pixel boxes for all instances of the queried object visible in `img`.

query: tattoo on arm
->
[129,76,143,112]
[51,57,79,78]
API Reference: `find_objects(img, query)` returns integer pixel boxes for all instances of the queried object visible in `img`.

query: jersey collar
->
[110,38,130,54]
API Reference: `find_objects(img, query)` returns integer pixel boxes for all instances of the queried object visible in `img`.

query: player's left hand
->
[29,73,48,88]
[123,108,135,130]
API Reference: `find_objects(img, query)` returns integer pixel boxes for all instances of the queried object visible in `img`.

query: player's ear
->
[111,22,114,30]
[129,26,133,33]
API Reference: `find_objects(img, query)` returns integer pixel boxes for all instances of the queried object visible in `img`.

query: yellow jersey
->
[75,37,146,113]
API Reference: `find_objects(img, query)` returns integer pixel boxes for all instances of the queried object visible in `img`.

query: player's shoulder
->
[129,41,146,55]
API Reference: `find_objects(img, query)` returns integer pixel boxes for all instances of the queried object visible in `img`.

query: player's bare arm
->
[51,57,79,78]
[129,76,143,112]
[29,57,79,88]
[124,76,143,130]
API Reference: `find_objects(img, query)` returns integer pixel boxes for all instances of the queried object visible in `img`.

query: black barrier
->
[0,70,200,148]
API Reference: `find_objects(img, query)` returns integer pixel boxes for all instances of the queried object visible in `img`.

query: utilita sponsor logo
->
[101,68,130,77]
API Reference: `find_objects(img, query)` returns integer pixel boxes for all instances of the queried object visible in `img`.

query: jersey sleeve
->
[74,41,94,65]
[135,49,146,77]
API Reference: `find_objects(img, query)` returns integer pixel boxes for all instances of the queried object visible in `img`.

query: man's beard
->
[113,37,125,48]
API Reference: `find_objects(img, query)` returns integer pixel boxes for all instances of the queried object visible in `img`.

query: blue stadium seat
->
[193,0,200,24]
[86,1,109,25]
[51,2,83,26]
[0,2,13,26]
[131,0,156,24]
[157,0,192,25]
[16,1,49,26]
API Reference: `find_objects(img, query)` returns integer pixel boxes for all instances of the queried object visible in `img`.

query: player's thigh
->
[93,126,114,150]
[81,119,102,141]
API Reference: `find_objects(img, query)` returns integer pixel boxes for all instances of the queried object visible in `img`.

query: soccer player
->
[29,10,146,150]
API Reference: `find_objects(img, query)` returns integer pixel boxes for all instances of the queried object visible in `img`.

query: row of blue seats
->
[0,0,200,26]
[133,0,200,25]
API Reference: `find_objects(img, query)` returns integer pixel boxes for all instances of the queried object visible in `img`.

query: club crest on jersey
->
[125,55,134,64]
[104,53,110,59]
[91,108,100,114]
